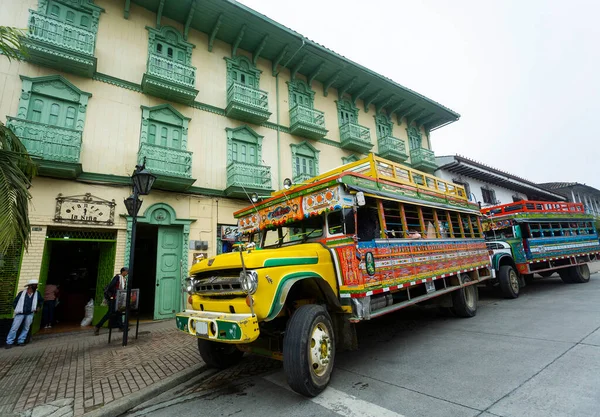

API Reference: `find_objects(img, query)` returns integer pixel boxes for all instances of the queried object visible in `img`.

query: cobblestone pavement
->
[0,320,202,416]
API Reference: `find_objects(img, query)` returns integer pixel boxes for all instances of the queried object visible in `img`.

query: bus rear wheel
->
[197,339,244,369]
[283,305,335,397]
[451,274,478,317]
[565,264,591,284]
[499,265,519,299]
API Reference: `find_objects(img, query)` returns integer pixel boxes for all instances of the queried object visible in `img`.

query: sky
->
[238,0,600,189]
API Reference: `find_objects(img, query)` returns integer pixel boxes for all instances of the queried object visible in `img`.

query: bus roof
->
[480,200,590,220]
[234,154,480,219]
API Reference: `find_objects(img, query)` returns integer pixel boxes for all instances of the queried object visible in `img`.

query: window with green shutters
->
[138,104,192,179]
[227,126,263,165]
[288,79,314,108]
[225,56,261,89]
[337,99,358,125]
[47,0,93,29]
[291,141,320,183]
[407,126,423,150]
[27,96,79,129]
[375,114,392,139]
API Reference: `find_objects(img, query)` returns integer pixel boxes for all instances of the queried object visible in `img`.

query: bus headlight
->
[240,270,258,295]
[185,277,197,295]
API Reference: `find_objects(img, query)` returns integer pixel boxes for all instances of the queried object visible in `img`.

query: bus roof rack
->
[481,200,585,217]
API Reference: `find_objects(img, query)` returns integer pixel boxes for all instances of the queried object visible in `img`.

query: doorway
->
[132,224,158,319]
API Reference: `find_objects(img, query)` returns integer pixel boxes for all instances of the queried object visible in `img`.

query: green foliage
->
[0,26,35,253]
[0,27,27,61]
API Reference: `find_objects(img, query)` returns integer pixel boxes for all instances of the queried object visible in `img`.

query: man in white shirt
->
[94,267,128,335]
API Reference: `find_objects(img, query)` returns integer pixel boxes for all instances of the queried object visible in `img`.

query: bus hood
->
[189,244,323,274]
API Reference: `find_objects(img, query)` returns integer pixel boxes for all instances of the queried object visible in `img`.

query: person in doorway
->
[42,281,59,329]
[94,267,128,335]
[5,280,44,348]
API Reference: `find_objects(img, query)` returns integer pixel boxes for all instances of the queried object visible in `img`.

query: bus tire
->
[559,268,574,283]
[451,275,478,318]
[283,305,335,397]
[197,339,244,369]
[499,265,519,299]
[538,271,553,278]
[568,264,591,284]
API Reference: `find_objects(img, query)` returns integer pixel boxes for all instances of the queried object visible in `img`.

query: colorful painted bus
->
[481,200,600,298]
[176,154,492,397]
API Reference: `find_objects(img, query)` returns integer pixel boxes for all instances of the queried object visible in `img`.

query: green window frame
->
[288,79,315,109]
[375,113,393,139]
[337,99,358,126]
[290,141,320,183]
[225,55,261,90]
[146,25,193,66]
[226,125,264,166]
[406,125,422,150]
[140,104,190,151]
[342,154,361,164]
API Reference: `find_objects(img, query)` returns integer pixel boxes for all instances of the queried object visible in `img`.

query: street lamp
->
[122,159,156,346]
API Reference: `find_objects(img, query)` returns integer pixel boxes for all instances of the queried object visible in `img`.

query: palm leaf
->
[0,122,36,252]
[0,27,27,61]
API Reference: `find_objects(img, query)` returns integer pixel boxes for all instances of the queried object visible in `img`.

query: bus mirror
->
[513,225,522,239]
[355,192,366,207]
[283,178,292,190]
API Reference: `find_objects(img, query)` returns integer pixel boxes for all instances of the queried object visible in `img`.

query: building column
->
[18,225,47,288]
[114,229,127,275]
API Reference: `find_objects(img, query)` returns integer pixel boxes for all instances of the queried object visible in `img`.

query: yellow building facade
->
[0,0,459,325]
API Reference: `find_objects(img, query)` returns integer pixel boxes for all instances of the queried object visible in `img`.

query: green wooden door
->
[154,226,182,320]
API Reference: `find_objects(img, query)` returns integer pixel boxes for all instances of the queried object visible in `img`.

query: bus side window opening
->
[356,198,380,241]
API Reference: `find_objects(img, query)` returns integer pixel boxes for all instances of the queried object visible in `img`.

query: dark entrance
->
[46,241,100,325]
[132,224,158,318]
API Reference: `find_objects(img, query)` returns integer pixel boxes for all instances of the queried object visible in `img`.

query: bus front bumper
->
[175,310,259,344]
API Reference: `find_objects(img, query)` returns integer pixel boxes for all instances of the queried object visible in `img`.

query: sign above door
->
[54,193,116,226]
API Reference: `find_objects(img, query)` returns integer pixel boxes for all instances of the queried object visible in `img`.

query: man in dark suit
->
[94,267,128,335]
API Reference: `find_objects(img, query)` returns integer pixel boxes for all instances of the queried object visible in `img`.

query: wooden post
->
[456,212,465,238]
[446,211,455,238]
[377,200,387,238]
[399,202,408,238]
[417,206,426,235]
[432,209,441,238]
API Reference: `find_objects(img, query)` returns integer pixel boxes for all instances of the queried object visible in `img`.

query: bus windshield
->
[261,215,325,248]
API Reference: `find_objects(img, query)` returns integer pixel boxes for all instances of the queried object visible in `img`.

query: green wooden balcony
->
[225,161,273,199]
[289,104,328,140]
[225,82,271,124]
[137,142,195,191]
[7,117,82,178]
[339,122,373,153]
[293,172,314,184]
[24,11,97,77]
[378,136,408,164]
[410,147,437,172]
[141,53,199,104]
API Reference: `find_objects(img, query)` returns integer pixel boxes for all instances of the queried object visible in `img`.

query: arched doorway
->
[125,203,194,320]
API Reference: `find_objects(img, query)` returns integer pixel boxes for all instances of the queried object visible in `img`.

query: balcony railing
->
[227,82,269,112]
[339,122,372,152]
[378,136,408,163]
[7,117,81,163]
[410,147,437,171]
[138,142,192,179]
[28,11,95,55]
[293,172,314,184]
[227,161,272,190]
[289,104,327,140]
[146,53,196,88]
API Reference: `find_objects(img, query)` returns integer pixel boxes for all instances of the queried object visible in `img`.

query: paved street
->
[128,264,600,417]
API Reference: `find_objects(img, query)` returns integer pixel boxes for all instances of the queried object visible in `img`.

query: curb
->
[83,363,207,417]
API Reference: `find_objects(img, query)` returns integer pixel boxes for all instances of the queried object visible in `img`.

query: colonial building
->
[0,0,460,328]
[435,155,565,207]
[538,183,600,216]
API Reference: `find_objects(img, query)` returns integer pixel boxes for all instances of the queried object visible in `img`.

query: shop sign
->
[221,225,239,241]
[54,193,116,226]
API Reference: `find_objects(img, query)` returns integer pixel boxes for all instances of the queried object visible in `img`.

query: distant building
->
[435,155,565,207]
[538,183,600,216]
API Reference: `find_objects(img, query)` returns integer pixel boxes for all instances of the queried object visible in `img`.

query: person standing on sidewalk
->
[94,267,128,335]
[5,280,44,348]
[42,281,59,329]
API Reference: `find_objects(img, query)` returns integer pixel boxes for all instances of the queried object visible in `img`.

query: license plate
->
[195,320,208,336]
[424,281,436,293]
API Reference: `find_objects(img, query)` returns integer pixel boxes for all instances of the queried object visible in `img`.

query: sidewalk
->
[0,320,204,417]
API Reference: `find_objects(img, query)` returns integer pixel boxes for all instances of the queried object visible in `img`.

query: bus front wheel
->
[499,265,519,299]
[283,304,335,397]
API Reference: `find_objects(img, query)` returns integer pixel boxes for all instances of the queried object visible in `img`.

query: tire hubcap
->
[464,282,476,308]
[310,322,331,377]
[509,270,519,293]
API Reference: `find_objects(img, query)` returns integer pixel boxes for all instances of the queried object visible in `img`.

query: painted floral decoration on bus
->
[303,186,342,217]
